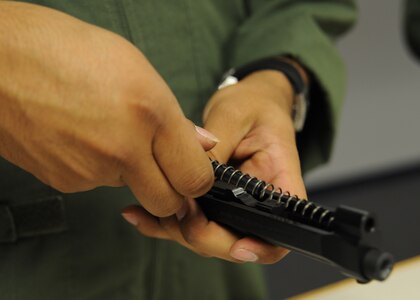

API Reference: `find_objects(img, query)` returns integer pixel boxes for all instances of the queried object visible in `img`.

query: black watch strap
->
[228,58,306,94]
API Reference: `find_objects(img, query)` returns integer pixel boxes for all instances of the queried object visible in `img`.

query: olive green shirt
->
[0,1,356,299]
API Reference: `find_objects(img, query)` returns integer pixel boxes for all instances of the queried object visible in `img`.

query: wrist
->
[239,70,295,116]
[218,57,309,131]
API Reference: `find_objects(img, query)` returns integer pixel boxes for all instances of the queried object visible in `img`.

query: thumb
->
[194,125,220,151]
[203,106,251,163]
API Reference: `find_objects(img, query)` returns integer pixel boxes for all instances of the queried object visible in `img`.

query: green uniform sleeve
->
[229,0,357,172]
[405,0,420,60]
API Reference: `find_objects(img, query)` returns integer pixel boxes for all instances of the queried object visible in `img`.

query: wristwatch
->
[218,58,309,132]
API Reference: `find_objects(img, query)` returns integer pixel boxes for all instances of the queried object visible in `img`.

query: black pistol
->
[196,160,394,283]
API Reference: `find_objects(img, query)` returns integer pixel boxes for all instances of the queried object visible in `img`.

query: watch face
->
[218,75,238,90]
[293,93,308,132]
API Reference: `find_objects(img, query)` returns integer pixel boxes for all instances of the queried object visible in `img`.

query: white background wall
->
[305,0,420,187]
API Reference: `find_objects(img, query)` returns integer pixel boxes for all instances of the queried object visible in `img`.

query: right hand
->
[0,2,216,217]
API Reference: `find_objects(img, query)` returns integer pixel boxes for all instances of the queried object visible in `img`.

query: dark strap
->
[0,195,67,243]
[232,58,305,94]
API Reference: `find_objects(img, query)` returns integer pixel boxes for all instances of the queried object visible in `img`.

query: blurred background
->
[265,0,420,298]
[305,0,420,188]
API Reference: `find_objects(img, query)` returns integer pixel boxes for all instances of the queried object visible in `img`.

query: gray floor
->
[305,0,420,188]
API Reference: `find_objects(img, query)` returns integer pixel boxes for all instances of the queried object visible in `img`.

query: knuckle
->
[206,97,241,123]
[93,138,130,167]
[94,149,127,180]
[124,93,164,129]
[177,165,214,197]
[182,225,205,247]
[146,198,182,218]
[159,218,172,231]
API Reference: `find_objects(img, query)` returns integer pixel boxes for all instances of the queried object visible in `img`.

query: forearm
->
[0,1,84,69]
[0,1,125,101]
[0,2,85,156]
[0,1,126,146]
[0,2,84,111]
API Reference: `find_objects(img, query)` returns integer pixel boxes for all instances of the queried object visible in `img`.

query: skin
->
[123,70,308,264]
[0,1,215,218]
[0,1,307,264]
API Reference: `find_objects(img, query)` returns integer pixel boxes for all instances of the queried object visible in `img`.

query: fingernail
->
[195,126,220,143]
[231,249,259,262]
[121,212,138,226]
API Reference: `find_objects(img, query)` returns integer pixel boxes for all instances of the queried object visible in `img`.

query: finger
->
[124,180,290,264]
[123,150,186,217]
[123,120,218,217]
[123,203,211,257]
[158,200,194,250]
[159,215,193,249]
[153,115,215,198]
[180,198,286,263]
[203,101,253,163]
[159,214,211,257]
[229,237,289,264]
[233,129,306,199]
[121,205,171,240]
[179,198,242,263]
[240,154,306,200]
[194,125,219,151]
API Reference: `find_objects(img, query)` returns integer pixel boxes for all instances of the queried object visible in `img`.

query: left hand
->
[122,70,307,264]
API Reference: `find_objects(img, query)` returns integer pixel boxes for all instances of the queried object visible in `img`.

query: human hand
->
[123,70,307,263]
[0,2,215,217]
